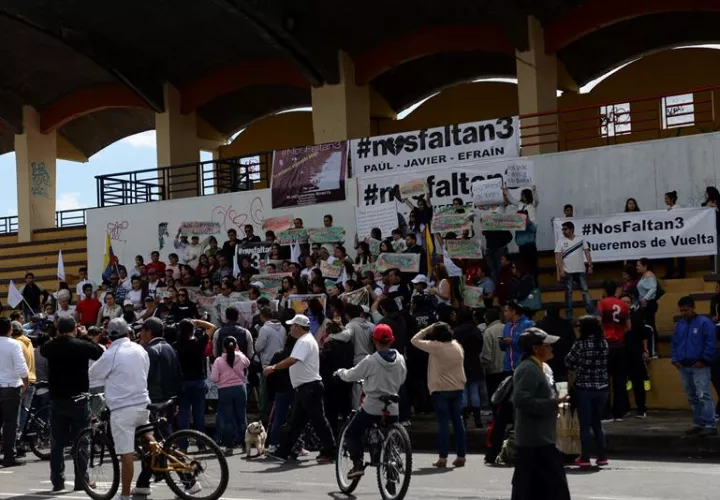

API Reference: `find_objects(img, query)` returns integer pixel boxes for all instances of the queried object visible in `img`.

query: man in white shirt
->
[89,318,151,500]
[554,221,595,320]
[263,315,336,463]
[0,317,29,467]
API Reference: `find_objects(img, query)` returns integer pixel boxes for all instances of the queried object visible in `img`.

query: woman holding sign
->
[503,185,538,223]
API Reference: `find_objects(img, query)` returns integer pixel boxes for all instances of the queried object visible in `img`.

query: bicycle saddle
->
[379,395,400,404]
[147,397,177,413]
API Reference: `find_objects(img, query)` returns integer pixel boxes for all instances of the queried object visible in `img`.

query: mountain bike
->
[335,394,412,500]
[17,400,51,460]
[73,396,229,500]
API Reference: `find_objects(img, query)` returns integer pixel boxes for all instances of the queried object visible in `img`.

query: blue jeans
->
[461,380,481,408]
[563,272,594,319]
[269,392,294,446]
[679,366,716,428]
[17,384,36,436]
[217,385,247,448]
[575,389,608,460]
[50,399,90,488]
[177,380,206,433]
[431,390,466,459]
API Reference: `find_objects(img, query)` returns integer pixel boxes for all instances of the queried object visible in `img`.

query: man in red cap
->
[334,324,407,480]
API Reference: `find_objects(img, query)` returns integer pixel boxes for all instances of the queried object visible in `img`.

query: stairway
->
[0,226,87,312]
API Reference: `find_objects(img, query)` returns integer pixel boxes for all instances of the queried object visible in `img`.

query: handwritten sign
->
[308,226,346,244]
[255,272,291,290]
[479,212,527,231]
[237,290,276,302]
[463,286,484,308]
[277,228,308,245]
[504,160,534,188]
[471,177,504,207]
[431,213,472,234]
[340,288,370,307]
[179,221,220,236]
[289,294,327,314]
[262,215,294,233]
[354,262,376,276]
[320,259,342,278]
[398,179,428,199]
[375,253,420,273]
[354,203,400,240]
[445,239,482,259]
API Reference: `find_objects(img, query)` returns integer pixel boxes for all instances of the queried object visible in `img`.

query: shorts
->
[110,406,150,454]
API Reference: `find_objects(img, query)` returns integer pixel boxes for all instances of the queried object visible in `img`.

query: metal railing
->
[96,153,272,207]
[0,216,18,234]
[0,208,87,235]
[519,85,719,153]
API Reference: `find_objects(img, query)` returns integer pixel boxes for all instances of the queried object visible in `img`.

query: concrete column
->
[311,52,371,143]
[156,83,200,199]
[15,106,57,242]
[516,17,559,155]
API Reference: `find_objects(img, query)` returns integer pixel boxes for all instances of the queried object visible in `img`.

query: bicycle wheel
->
[161,429,228,500]
[74,428,119,500]
[27,405,51,460]
[335,416,361,494]
[377,424,412,500]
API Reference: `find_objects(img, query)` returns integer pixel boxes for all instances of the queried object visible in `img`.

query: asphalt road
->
[1,453,719,500]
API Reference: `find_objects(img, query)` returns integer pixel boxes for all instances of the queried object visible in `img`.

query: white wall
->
[87,183,359,283]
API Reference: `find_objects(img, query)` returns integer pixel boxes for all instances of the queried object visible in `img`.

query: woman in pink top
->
[210,336,250,455]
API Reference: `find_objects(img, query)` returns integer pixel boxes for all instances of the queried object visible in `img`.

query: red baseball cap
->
[372,324,395,344]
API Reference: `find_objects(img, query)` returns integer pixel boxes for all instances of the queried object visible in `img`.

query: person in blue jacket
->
[500,301,535,374]
[671,296,717,436]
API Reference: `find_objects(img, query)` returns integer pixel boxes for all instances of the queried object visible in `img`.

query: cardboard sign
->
[179,221,220,236]
[445,239,482,259]
[375,253,420,273]
[289,294,327,314]
[398,179,428,199]
[471,177,504,207]
[354,204,399,240]
[320,259,342,278]
[504,160,534,188]
[308,226,346,243]
[463,286,484,308]
[262,215,294,233]
[277,228,308,245]
[340,288,370,306]
[431,213,472,234]
[479,212,527,231]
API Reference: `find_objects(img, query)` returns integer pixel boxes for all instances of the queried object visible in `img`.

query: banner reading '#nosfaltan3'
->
[552,208,718,262]
[349,117,519,179]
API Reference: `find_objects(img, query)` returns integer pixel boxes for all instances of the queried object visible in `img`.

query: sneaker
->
[224,447,234,457]
[481,410,492,417]
[596,458,609,467]
[644,380,652,391]
[636,413,647,419]
[266,444,277,453]
[132,487,152,496]
[299,448,309,457]
[573,457,592,468]
[626,380,632,391]
[51,483,65,492]
[316,454,334,463]
[699,428,718,437]
[685,427,704,436]
[601,418,614,424]
[614,418,624,422]
[347,462,365,479]
[185,482,202,495]
[2,458,25,468]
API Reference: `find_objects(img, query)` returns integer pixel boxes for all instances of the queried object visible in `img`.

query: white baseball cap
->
[285,314,310,328]
[411,274,428,284]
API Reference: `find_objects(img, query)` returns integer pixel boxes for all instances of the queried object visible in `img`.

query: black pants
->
[608,345,629,419]
[511,445,571,500]
[626,348,648,414]
[711,354,720,415]
[643,300,659,356]
[518,243,539,285]
[277,381,336,459]
[485,372,506,404]
[664,257,686,278]
[137,406,174,489]
[0,386,21,461]
[50,399,90,488]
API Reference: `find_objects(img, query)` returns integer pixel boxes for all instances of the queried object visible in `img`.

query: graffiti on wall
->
[31,161,51,199]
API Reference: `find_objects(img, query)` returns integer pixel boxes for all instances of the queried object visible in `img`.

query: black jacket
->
[509,275,534,302]
[145,337,183,403]
[535,314,575,382]
[378,312,408,353]
[453,322,484,381]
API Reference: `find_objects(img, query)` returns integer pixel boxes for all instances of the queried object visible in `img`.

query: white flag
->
[233,247,241,278]
[290,239,301,264]
[57,250,66,281]
[442,247,463,277]
[7,280,24,309]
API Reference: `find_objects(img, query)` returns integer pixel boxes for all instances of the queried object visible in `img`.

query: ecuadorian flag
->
[102,232,118,282]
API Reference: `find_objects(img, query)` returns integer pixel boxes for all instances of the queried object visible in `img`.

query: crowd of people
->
[1,185,720,500]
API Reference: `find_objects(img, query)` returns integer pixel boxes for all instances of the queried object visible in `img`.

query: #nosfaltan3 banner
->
[271,142,348,208]
[552,207,718,262]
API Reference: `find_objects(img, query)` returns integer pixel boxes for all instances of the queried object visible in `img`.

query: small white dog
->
[245,421,267,458]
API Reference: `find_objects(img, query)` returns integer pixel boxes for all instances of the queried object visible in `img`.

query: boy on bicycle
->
[334,324,407,479]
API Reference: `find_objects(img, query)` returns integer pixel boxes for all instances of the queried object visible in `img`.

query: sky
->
[2,44,716,219]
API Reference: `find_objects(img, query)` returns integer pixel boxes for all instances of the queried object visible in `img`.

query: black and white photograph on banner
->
[349,117,520,178]
[552,207,718,262]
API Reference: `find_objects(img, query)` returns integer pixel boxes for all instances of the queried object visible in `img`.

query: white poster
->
[552,208,717,262]
[471,178,504,207]
[350,117,519,179]
[354,203,401,239]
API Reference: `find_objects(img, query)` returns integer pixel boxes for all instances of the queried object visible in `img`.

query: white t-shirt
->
[288,333,321,388]
[555,235,588,274]
[127,289,143,310]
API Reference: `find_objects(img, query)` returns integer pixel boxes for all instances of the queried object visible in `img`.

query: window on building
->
[599,103,631,137]
[661,93,695,129]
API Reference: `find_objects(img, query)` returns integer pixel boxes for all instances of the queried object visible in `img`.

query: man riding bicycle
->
[334,324,407,480]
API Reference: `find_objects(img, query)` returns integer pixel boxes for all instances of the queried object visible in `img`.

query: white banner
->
[350,117,519,179]
[553,208,717,262]
[357,159,535,221]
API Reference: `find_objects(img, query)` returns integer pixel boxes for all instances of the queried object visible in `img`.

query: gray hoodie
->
[329,317,374,365]
[255,320,287,367]
[336,350,407,416]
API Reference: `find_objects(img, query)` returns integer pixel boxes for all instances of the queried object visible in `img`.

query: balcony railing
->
[0,208,87,235]
[96,153,272,207]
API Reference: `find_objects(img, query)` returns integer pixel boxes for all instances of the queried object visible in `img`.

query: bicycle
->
[73,396,229,500]
[16,400,51,460]
[335,394,412,500]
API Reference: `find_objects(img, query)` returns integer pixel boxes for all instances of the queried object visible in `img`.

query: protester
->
[636,258,659,356]
[453,308,484,428]
[0,318,29,467]
[554,220,594,319]
[596,281,630,421]
[621,291,650,419]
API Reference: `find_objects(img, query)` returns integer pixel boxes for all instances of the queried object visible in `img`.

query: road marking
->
[0,495,87,500]
[0,471,13,474]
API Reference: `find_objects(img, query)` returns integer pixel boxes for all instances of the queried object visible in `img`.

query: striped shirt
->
[555,235,588,274]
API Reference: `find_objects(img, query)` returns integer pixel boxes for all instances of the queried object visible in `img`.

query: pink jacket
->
[210,351,250,388]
